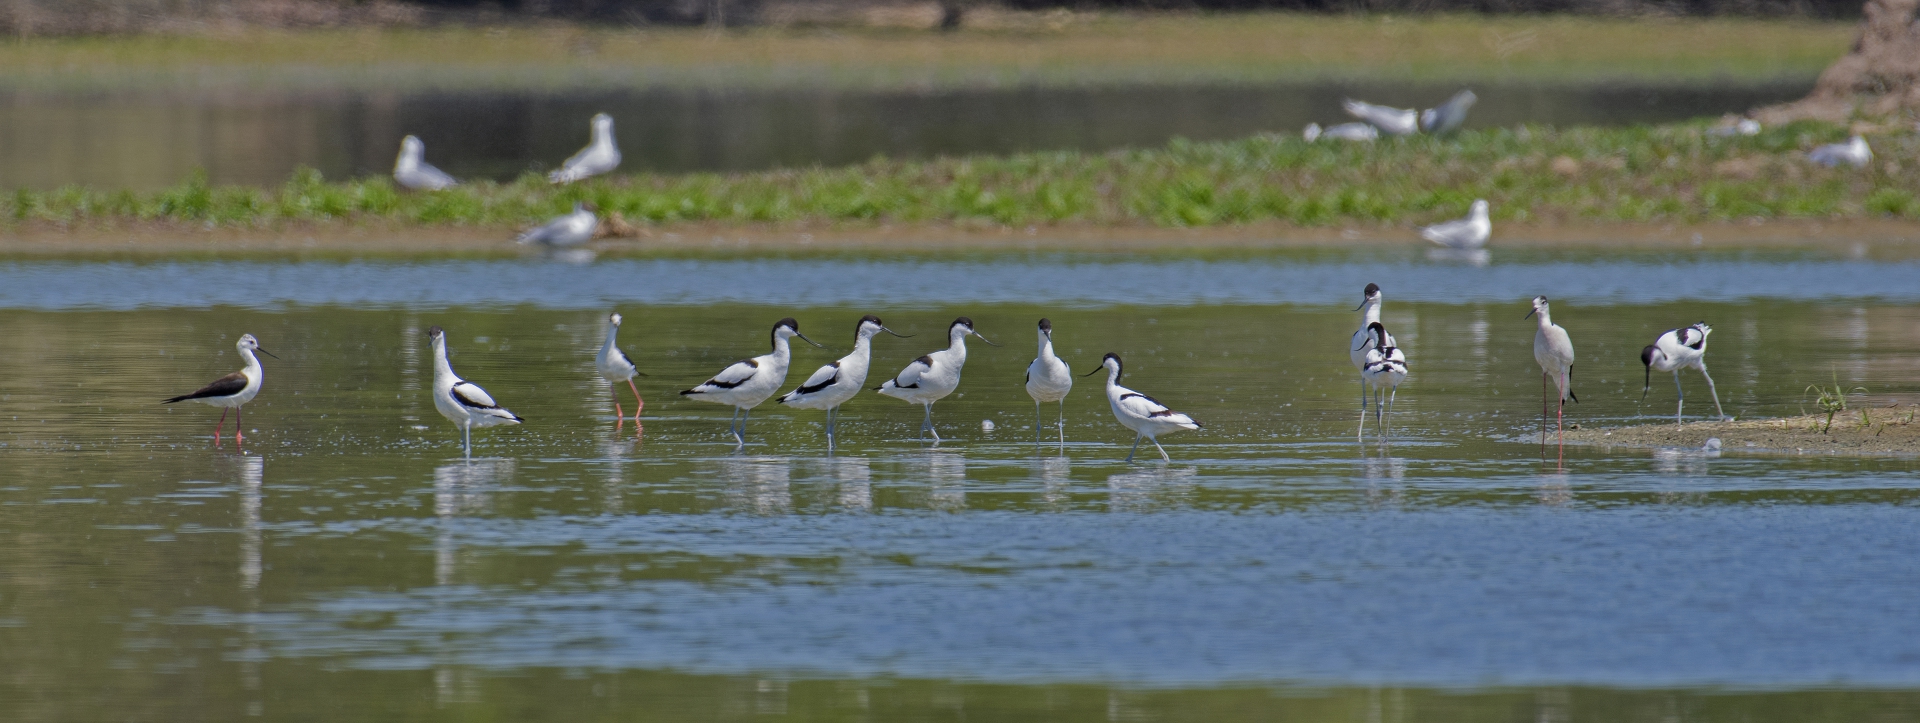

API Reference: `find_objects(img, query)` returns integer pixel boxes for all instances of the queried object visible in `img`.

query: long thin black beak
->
[1352,300,1368,311]
[256,348,280,359]
[1081,366,1105,377]
[881,326,912,338]
[974,331,1001,347]
[795,332,825,348]
[1641,365,1652,399]
[1524,309,1537,320]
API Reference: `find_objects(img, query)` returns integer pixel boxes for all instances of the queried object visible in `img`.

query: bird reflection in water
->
[719,456,794,515]
[1106,465,1198,513]
[1036,454,1073,510]
[433,459,513,586]
[925,451,967,511]
[1536,469,1573,507]
[830,456,873,511]
[1425,247,1491,267]
[598,435,637,514]
[1357,447,1407,509]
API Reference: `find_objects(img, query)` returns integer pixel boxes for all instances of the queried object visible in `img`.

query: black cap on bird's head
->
[427,326,445,338]
[1640,344,1659,398]
[1038,318,1052,332]
[1525,295,1549,319]
[1083,352,1122,378]
[858,314,883,328]
[771,317,824,348]
[1354,283,1382,310]
[950,316,1000,346]
[855,314,910,338]
[951,316,974,330]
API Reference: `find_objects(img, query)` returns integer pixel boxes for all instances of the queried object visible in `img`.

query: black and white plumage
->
[393,135,458,191]
[548,113,621,184]
[1356,322,1409,439]
[1025,318,1073,448]
[778,315,909,449]
[876,317,999,444]
[1641,321,1726,424]
[1082,353,1201,463]
[597,312,645,424]
[428,326,524,459]
[1526,296,1578,454]
[1419,89,1478,135]
[516,202,599,246]
[1342,98,1419,136]
[1809,135,1872,169]
[682,317,822,445]
[162,333,278,444]
[1419,199,1491,250]
[1350,283,1399,416]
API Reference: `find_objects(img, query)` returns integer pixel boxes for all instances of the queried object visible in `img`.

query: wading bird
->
[1024,318,1073,447]
[516,202,599,247]
[682,318,822,446]
[163,333,278,444]
[876,317,998,443]
[548,112,621,184]
[1084,353,1201,463]
[392,135,457,191]
[1419,89,1478,135]
[596,312,645,426]
[1350,283,1397,416]
[1342,98,1419,136]
[428,326,524,459]
[1809,135,1872,169]
[778,315,910,449]
[1418,199,1491,250]
[1526,296,1578,454]
[1641,322,1726,424]
[1357,322,1409,439]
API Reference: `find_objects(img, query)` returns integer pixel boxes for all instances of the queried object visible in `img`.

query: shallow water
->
[0,79,1809,189]
[4,248,1920,721]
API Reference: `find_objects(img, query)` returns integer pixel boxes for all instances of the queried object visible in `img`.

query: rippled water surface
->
[4,247,1920,721]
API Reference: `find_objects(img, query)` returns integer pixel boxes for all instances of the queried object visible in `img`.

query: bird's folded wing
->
[890,356,933,388]
[451,381,500,409]
[165,371,247,402]
[793,362,841,395]
[696,359,760,390]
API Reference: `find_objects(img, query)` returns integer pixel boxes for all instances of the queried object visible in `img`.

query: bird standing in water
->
[1526,296,1577,456]
[596,312,646,428]
[1024,318,1073,449]
[163,333,278,445]
[1640,321,1726,424]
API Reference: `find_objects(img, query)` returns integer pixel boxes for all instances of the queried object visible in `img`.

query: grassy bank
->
[8,120,1918,232]
[0,14,1850,92]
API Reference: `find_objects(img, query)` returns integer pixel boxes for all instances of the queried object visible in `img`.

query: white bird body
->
[1641,322,1725,423]
[597,312,645,423]
[683,318,819,444]
[1809,135,1872,168]
[1025,318,1074,446]
[1349,283,1397,373]
[517,202,599,246]
[780,315,906,447]
[393,135,458,191]
[1090,353,1200,463]
[1342,98,1419,136]
[1357,322,1408,438]
[1528,296,1577,452]
[549,113,621,183]
[163,333,278,443]
[1419,89,1478,134]
[877,317,997,442]
[1710,118,1762,137]
[1302,123,1323,142]
[1419,199,1491,250]
[428,326,524,458]
[1320,122,1380,142]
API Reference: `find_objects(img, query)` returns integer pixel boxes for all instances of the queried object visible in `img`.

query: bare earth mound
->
[1760,0,1920,122]
[1561,408,1920,456]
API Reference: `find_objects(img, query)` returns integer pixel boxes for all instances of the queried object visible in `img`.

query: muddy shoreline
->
[1556,408,1920,457]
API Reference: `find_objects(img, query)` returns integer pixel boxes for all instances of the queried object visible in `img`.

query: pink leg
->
[214,408,229,443]
[613,384,625,428]
[1540,372,1551,455]
[627,379,646,420]
[235,406,244,444]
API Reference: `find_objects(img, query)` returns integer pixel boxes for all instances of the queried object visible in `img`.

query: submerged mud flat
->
[1564,407,1920,456]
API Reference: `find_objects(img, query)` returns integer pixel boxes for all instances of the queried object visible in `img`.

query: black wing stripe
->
[795,362,841,395]
[451,382,499,410]
[163,371,247,403]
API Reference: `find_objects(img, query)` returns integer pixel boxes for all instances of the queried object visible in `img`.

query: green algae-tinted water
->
[4,251,1920,721]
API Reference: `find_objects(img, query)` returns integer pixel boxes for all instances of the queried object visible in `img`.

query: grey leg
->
[737,408,750,446]
[1126,434,1143,463]
[1035,401,1042,445]
[1357,382,1369,440]
[1151,437,1170,463]
[1058,400,1067,450]
[927,404,941,444]
[1673,370,1685,424]
[1386,386,1399,436]
[462,423,471,460]
[728,407,740,441]
[1698,363,1727,421]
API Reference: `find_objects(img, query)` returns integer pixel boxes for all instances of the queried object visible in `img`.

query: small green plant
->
[1805,373,1868,434]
